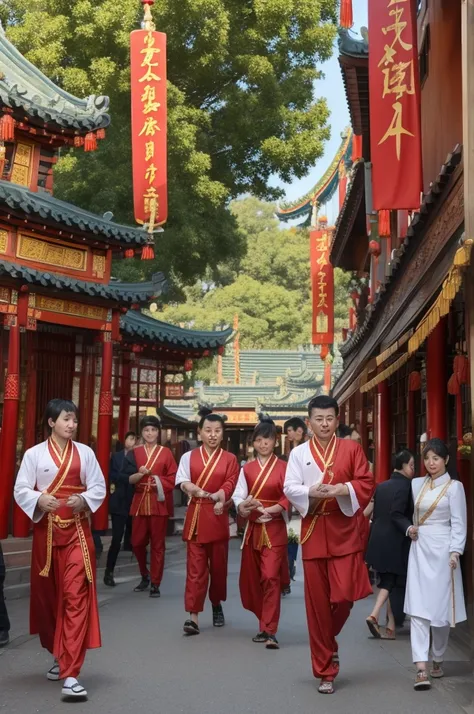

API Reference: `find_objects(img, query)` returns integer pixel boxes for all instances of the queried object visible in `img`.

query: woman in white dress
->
[404,438,467,690]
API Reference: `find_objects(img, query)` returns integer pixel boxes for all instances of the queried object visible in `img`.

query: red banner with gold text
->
[368,0,422,210]
[131,29,167,225]
[310,230,334,346]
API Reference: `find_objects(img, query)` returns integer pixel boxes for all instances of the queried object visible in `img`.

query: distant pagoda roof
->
[0,23,110,133]
[276,129,353,223]
[0,181,147,247]
[120,311,233,351]
[0,262,167,303]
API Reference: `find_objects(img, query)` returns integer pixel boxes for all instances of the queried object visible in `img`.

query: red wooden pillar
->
[426,319,447,441]
[118,353,131,443]
[323,359,331,393]
[92,332,113,531]
[375,381,391,482]
[0,315,21,538]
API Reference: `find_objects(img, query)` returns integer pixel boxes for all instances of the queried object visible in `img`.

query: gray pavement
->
[0,539,472,714]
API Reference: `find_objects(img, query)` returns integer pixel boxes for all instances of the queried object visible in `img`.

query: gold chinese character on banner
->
[139,31,161,83]
[378,6,413,67]
[382,59,415,99]
[145,163,157,184]
[145,141,155,161]
[379,100,414,159]
[139,117,160,136]
[141,85,161,114]
[143,186,159,213]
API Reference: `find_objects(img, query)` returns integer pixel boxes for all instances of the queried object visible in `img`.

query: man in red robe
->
[124,416,177,598]
[176,409,239,634]
[284,395,374,694]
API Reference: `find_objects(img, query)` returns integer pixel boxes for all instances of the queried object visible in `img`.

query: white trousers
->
[410,616,451,663]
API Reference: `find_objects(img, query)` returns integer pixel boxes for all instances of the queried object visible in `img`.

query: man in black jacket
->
[104,432,137,586]
[365,449,418,638]
[0,542,10,646]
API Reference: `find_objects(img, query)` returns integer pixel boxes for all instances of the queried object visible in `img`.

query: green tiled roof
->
[0,261,167,303]
[120,311,233,350]
[0,181,147,246]
[0,24,110,133]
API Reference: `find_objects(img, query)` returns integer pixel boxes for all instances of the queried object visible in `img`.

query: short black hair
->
[337,424,352,438]
[308,395,339,417]
[124,431,137,440]
[198,407,226,430]
[43,398,79,435]
[393,449,414,470]
[253,415,277,442]
[284,417,307,435]
[140,415,161,432]
[422,438,449,461]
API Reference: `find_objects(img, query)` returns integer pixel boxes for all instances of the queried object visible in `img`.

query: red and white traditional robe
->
[124,444,177,586]
[284,436,374,681]
[233,454,289,635]
[176,446,239,613]
[14,439,105,679]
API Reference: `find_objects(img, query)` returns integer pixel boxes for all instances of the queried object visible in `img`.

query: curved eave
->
[0,27,110,133]
[0,260,165,303]
[120,311,233,351]
[0,181,147,246]
[331,161,368,271]
[158,405,197,425]
[338,30,370,158]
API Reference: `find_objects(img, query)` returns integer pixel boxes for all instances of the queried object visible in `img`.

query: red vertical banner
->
[131,29,167,225]
[368,0,422,210]
[310,230,334,346]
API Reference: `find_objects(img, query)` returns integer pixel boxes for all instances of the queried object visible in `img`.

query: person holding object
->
[404,438,467,691]
[233,416,289,650]
[14,399,105,700]
[103,431,137,587]
[365,449,415,639]
[123,416,177,598]
[284,395,374,695]
[176,408,239,635]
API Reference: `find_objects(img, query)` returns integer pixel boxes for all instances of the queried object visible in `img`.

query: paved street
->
[1,540,472,714]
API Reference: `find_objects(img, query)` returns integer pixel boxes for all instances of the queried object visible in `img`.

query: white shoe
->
[47,662,60,681]
[61,677,88,698]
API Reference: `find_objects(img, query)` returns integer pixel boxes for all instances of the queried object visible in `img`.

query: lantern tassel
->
[0,114,15,142]
[84,132,97,152]
[141,244,155,260]
[378,209,391,237]
[340,0,353,29]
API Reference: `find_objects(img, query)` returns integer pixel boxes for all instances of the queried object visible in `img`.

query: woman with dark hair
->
[176,408,239,635]
[405,438,467,690]
[14,398,106,699]
[365,449,415,639]
[233,416,289,649]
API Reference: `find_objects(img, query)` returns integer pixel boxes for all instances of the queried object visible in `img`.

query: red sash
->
[187,446,223,540]
[242,454,279,550]
[39,439,93,583]
[301,434,338,545]
[133,443,164,516]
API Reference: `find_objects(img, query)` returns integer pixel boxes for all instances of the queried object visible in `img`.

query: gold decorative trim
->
[35,294,108,321]
[0,229,8,254]
[17,234,87,272]
[92,252,106,278]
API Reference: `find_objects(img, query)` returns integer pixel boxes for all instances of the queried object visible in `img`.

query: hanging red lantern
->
[74,136,85,147]
[84,132,97,152]
[340,0,353,28]
[217,345,225,356]
[369,239,381,257]
[96,128,106,140]
[0,114,15,141]
[124,248,135,259]
[448,374,460,396]
[202,350,210,358]
[454,355,470,384]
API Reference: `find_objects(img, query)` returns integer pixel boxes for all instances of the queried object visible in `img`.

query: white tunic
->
[14,440,106,522]
[283,441,359,518]
[404,473,467,627]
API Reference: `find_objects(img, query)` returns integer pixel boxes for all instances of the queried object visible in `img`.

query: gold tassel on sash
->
[39,513,54,578]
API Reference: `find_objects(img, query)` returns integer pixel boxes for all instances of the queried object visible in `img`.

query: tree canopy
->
[158,197,350,352]
[1,0,338,284]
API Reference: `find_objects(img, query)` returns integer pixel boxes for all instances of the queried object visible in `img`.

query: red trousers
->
[303,557,355,681]
[31,524,101,679]
[185,540,228,613]
[280,547,290,590]
[132,515,168,586]
[240,544,286,635]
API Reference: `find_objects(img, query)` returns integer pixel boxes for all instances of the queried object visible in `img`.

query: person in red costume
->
[14,399,106,700]
[284,395,374,695]
[176,408,239,635]
[233,416,289,650]
[124,415,177,598]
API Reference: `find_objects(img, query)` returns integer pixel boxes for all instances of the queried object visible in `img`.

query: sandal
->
[61,682,88,698]
[381,627,396,640]
[47,663,60,681]
[318,680,334,694]
[183,620,200,636]
[366,615,381,639]
[430,661,444,679]
[414,670,431,691]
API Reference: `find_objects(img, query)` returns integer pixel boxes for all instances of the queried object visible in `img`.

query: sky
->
[270,0,368,224]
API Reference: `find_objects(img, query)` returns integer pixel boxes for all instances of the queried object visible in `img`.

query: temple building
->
[0,26,230,538]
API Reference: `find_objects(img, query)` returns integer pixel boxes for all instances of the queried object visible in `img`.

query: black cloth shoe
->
[281,586,291,597]
[252,631,268,643]
[0,629,9,647]
[183,620,200,636]
[133,577,150,592]
[212,604,225,627]
[103,570,116,587]
[265,634,280,650]
[149,585,161,598]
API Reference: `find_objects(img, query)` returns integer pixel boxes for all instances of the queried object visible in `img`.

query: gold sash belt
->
[39,511,93,584]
